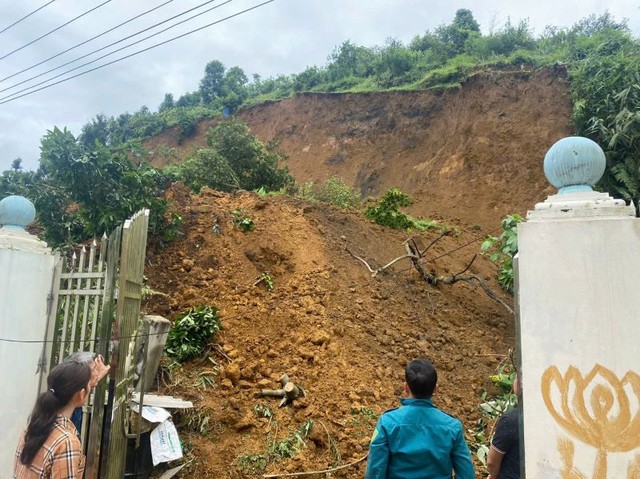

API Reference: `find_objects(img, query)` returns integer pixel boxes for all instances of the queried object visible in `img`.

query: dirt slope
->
[144,186,513,478]
[146,67,573,229]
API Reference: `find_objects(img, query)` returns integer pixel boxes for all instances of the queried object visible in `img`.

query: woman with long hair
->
[13,360,94,478]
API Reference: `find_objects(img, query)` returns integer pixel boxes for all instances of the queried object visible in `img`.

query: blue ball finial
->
[543,137,606,194]
[0,195,36,229]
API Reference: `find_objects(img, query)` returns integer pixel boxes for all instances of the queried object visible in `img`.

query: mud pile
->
[144,186,514,478]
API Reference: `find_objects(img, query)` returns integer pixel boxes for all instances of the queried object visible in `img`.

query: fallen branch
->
[345,247,376,274]
[350,237,513,314]
[420,230,450,256]
[262,453,368,478]
[346,247,418,277]
[441,273,514,314]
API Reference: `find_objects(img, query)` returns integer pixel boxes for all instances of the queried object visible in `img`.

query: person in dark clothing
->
[487,375,520,479]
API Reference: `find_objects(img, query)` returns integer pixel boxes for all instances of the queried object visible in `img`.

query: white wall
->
[0,232,57,475]
[518,210,640,477]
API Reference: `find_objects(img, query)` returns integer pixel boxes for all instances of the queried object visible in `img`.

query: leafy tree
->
[176,90,202,108]
[436,9,481,56]
[326,41,375,82]
[174,119,292,193]
[38,127,176,243]
[79,113,111,148]
[467,19,535,58]
[11,158,23,171]
[199,60,226,106]
[158,93,175,112]
[373,38,420,87]
[293,66,326,92]
[219,66,249,112]
[206,119,293,191]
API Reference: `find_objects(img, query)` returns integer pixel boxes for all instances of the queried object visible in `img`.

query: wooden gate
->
[104,209,150,479]
[46,209,149,479]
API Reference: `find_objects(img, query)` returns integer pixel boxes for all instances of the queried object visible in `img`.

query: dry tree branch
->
[450,254,477,280]
[262,453,369,478]
[347,236,513,314]
[441,273,514,314]
[346,247,418,277]
[345,247,376,274]
[420,230,450,256]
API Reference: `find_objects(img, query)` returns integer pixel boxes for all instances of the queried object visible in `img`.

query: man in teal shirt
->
[365,359,475,479]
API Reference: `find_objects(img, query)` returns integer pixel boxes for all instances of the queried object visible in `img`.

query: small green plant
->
[230,209,255,232]
[164,306,221,362]
[255,186,286,197]
[253,403,274,420]
[180,407,213,434]
[481,213,522,293]
[269,420,313,460]
[194,373,215,390]
[350,406,378,425]
[261,271,274,291]
[235,454,268,473]
[468,357,517,467]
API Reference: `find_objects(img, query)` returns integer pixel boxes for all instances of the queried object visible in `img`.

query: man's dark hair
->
[405,359,437,398]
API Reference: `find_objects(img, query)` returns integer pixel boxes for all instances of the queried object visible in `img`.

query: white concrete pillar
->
[0,196,59,474]
[517,138,640,478]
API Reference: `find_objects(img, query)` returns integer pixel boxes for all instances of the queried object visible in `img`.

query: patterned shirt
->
[13,415,85,479]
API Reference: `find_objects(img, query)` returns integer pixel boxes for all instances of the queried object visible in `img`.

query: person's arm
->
[365,417,390,479]
[451,422,475,479]
[487,444,505,478]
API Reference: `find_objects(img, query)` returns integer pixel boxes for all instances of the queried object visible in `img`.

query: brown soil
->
[146,67,573,229]
[144,186,514,478]
[141,68,573,477]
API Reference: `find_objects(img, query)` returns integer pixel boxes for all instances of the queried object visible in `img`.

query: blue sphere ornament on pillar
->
[543,136,606,194]
[0,195,36,229]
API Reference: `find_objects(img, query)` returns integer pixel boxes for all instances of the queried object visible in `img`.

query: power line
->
[0,0,177,84]
[0,0,275,105]
[0,0,113,61]
[0,0,232,95]
[0,0,57,36]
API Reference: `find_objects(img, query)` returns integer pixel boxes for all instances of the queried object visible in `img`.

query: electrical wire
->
[0,0,113,61]
[0,0,275,106]
[0,0,176,84]
[0,0,233,96]
[0,0,57,36]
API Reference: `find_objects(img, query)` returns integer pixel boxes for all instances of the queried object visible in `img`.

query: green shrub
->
[315,176,362,208]
[364,188,418,229]
[165,306,221,362]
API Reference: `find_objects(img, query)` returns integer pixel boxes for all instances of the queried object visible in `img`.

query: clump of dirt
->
[144,185,513,478]
[146,67,572,229]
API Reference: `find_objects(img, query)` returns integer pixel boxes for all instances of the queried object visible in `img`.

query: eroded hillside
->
[146,67,572,229]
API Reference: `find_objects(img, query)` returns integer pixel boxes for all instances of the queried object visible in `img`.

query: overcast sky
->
[0,0,638,171]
